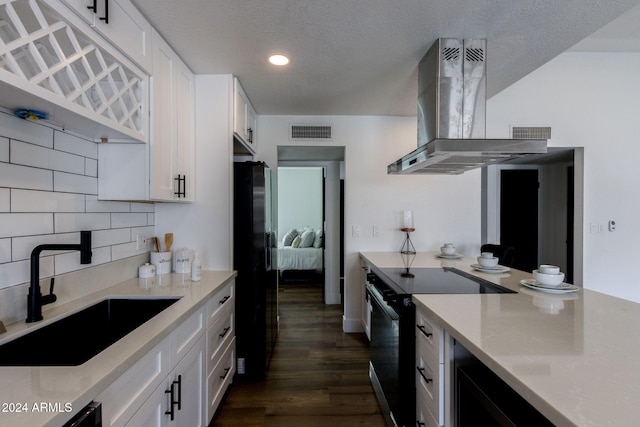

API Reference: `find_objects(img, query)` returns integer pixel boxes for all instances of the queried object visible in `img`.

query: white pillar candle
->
[402,210,414,229]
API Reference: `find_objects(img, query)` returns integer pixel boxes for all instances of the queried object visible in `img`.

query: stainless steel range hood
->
[388,39,547,175]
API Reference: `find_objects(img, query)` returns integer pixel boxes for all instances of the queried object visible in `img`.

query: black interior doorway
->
[500,169,539,272]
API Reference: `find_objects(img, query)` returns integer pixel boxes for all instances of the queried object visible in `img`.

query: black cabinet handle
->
[164,383,176,420]
[99,0,109,23]
[219,326,231,338]
[87,0,96,12]
[174,174,186,198]
[247,128,253,143]
[417,367,433,384]
[219,295,230,305]
[220,367,231,380]
[175,375,182,411]
[417,324,433,338]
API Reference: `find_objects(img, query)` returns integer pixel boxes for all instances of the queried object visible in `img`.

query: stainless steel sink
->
[0,298,180,366]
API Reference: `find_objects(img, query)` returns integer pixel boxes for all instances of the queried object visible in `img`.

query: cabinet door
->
[246,101,257,150]
[233,79,248,143]
[124,383,170,427]
[60,0,152,72]
[175,60,195,202]
[173,336,205,427]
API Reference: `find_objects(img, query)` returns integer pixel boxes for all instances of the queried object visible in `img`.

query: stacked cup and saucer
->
[520,264,579,294]
[471,252,510,274]
[436,243,462,259]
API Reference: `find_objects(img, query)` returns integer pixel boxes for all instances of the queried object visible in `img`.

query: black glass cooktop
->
[375,267,515,295]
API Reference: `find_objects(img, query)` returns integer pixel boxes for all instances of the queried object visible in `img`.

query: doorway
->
[277,146,346,304]
[482,147,583,284]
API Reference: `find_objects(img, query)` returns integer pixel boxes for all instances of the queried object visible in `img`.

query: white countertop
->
[360,251,640,427]
[0,270,236,427]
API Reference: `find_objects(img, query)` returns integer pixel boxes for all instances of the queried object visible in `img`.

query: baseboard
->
[343,316,364,333]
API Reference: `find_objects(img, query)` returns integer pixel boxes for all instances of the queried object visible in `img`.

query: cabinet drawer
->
[416,338,444,425]
[207,338,235,422]
[97,338,170,427]
[207,301,234,370]
[416,309,444,363]
[206,281,234,328]
[172,307,205,364]
[417,386,441,427]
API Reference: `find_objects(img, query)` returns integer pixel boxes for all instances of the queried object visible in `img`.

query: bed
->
[277,228,324,283]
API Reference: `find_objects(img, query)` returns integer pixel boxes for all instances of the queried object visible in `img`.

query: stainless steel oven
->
[367,276,415,427]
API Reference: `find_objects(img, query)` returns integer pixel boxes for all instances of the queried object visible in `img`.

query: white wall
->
[258,115,482,331]
[487,52,640,302]
[154,75,234,270]
[277,167,323,234]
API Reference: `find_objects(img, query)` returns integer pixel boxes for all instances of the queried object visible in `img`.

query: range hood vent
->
[388,39,547,175]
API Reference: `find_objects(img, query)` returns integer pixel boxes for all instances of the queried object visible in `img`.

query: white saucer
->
[471,264,510,274]
[520,279,579,294]
[436,253,462,259]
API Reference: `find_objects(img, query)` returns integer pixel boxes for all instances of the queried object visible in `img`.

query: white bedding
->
[277,244,323,270]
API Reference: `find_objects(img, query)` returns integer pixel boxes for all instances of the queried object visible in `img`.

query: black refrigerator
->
[233,161,278,380]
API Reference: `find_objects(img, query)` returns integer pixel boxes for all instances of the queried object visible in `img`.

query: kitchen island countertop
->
[360,251,640,427]
[0,270,236,427]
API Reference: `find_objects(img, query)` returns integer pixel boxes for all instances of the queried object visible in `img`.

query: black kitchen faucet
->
[26,231,92,323]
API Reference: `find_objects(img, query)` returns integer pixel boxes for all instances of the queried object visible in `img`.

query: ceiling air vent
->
[289,125,332,141]
[512,127,552,139]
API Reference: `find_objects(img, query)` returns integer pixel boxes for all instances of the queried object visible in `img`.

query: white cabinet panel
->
[233,78,257,153]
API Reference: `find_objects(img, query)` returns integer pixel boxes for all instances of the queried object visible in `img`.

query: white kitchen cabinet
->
[59,0,152,72]
[233,78,257,153]
[0,0,149,142]
[361,263,372,341]
[416,307,445,427]
[98,29,195,202]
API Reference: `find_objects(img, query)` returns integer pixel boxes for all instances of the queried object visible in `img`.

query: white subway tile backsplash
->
[0,257,53,290]
[0,137,8,162]
[131,202,154,213]
[11,232,88,261]
[0,189,9,212]
[92,228,130,248]
[111,212,148,228]
[0,111,54,148]
[85,195,130,213]
[54,171,98,194]
[55,246,111,275]
[0,162,53,191]
[0,213,53,238]
[11,189,85,213]
[85,158,98,177]
[11,140,85,174]
[148,213,154,226]
[112,241,147,261]
[54,213,111,233]
[54,131,97,159]
[0,238,10,263]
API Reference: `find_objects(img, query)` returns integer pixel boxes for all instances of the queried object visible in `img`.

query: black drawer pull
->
[165,382,176,420]
[219,326,231,338]
[87,0,96,12]
[99,0,109,23]
[219,295,231,305]
[417,367,433,384]
[220,366,231,380]
[417,324,433,338]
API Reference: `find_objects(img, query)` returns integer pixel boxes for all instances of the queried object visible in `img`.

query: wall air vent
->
[289,125,333,141]
[512,127,552,139]
[465,47,485,62]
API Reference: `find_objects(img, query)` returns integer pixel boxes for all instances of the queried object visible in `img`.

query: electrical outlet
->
[352,225,361,237]
[136,234,150,250]
[373,225,380,237]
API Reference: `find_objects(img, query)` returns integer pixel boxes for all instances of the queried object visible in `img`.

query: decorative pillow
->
[313,229,323,248]
[291,235,302,248]
[282,229,298,246]
[300,230,315,248]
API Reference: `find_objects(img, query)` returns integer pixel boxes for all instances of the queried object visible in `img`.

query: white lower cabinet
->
[416,307,445,427]
[97,281,235,427]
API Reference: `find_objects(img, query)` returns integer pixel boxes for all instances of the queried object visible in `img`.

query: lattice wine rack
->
[0,0,146,140]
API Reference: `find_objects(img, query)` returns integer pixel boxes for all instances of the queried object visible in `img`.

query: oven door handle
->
[366,284,399,326]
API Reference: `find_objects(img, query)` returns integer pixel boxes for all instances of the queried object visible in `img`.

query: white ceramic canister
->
[150,251,172,275]
[173,248,193,274]
[138,262,156,278]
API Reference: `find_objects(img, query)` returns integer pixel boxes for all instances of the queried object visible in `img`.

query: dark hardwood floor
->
[212,283,386,426]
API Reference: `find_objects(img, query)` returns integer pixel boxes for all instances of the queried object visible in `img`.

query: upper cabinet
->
[0,0,149,142]
[149,29,195,201]
[98,29,195,202]
[59,0,153,73]
[233,78,257,154]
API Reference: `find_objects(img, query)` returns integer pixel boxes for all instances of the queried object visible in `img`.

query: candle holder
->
[400,210,416,254]
[400,227,416,254]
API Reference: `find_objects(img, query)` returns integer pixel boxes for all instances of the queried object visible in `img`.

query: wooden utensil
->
[153,237,160,252]
[165,233,173,252]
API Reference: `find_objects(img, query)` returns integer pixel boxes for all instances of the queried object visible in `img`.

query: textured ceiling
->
[131,0,640,116]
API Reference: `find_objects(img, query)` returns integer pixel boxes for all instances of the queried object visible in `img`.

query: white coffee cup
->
[481,252,493,259]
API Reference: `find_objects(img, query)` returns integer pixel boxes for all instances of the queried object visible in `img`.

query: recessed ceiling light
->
[268,54,290,66]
